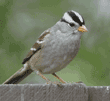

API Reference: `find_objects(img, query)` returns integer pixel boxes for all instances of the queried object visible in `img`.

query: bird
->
[3,10,88,84]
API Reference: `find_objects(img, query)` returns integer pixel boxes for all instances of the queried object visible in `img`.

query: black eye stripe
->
[60,18,68,23]
[69,23,75,27]
[67,11,85,26]
[60,18,75,27]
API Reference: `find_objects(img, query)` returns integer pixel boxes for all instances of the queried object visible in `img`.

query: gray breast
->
[37,30,81,74]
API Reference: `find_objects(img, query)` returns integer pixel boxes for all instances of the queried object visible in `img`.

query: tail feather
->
[3,65,33,84]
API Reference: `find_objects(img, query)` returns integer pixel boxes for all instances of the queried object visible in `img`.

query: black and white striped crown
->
[61,10,85,26]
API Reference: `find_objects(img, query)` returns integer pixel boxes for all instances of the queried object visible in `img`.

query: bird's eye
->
[69,23,75,27]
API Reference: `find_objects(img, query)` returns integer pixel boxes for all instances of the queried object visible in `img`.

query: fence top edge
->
[0,83,86,86]
[0,83,110,87]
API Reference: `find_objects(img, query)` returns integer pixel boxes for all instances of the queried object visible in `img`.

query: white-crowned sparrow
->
[3,10,87,84]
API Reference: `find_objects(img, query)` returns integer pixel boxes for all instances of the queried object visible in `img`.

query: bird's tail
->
[3,64,33,84]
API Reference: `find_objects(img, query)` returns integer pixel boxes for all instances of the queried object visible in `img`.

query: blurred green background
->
[0,0,110,86]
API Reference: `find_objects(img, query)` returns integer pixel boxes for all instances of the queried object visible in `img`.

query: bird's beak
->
[78,25,88,32]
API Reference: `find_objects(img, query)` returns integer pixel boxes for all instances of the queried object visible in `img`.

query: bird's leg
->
[35,70,52,84]
[52,73,66,83]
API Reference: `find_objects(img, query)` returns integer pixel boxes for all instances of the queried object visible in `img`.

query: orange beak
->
[78,25,88,32]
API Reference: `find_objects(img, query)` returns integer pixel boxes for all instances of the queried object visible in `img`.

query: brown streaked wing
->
[38,30,50,41]
[22,29,50,64]
[22,42,41,64]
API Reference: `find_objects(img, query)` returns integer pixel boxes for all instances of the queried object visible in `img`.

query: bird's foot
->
[46,81,52,84]
[53,81,62,87]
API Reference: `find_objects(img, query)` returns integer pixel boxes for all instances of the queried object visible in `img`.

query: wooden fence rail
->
[0,83,110,101]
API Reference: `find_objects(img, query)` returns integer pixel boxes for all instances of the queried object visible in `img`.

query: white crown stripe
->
[63,12,78,25]
[73,11,83,23]
[63,13,73,22]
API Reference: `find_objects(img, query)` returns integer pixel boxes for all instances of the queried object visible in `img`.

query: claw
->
[53,81,62,87]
